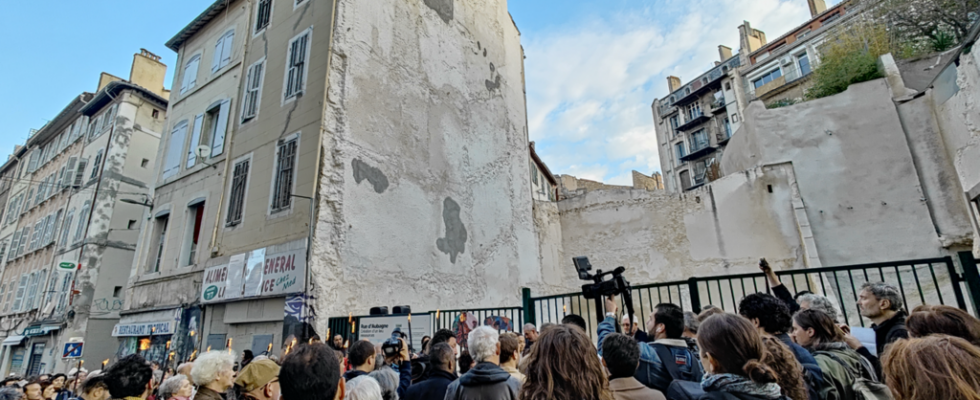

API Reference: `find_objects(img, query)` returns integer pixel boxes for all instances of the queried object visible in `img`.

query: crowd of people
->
[1,262,978,400]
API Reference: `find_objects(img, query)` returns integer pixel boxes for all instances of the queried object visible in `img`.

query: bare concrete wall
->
[548,164,804,292]
[311,0,538,323]
[721,79,959,266]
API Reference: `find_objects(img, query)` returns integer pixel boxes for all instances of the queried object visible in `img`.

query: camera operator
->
[382,338,413,398]
[598,295,703,392]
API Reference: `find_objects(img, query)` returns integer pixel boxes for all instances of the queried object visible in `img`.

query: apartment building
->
[126,0,536,362]
[742,1,853,105]
[653,48,743,192]
[0,51,167,375]
[0,147,27,275]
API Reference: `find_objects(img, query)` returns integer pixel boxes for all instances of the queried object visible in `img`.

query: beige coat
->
[609,377,667,400]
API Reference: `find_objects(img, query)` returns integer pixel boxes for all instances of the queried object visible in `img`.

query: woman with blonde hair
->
[883,335,980,400]
[520,324,613,400]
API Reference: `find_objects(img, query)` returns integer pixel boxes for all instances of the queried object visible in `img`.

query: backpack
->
[653,344,706,400]
[815,351,893,400]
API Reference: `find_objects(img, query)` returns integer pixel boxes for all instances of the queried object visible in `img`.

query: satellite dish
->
[195,145,212,159]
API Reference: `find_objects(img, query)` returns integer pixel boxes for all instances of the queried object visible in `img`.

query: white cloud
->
[524,0,822,183]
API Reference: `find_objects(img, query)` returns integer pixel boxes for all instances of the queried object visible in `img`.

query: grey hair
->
[374,353,386,371]
[523,323,536,332]
[860,282,903,311]
[467,326,499,363]
[798,294,840,323]
[368,368,399,400]
[345,376,383,400]
[683,311,699,334]
[158,375,188,400]
[0,387,23,400]
[190,351,234,386]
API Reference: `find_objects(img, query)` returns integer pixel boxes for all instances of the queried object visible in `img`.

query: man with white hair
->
[858,281,909,355]
[190,352,236,400]
[444,326,520,400]
[521,324,537,356]
[345,376,382,400]
[621,314,649,343]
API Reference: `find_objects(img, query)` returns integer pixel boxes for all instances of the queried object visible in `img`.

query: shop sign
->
[111,321,174,337]
[201,240,306,304]
[58,262,77,270]
[22,325,59,337]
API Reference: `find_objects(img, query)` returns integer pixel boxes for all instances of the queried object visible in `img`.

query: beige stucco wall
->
[311,0,538,323]
[722,79,970,265]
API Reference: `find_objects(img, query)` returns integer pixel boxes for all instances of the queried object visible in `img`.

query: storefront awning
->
[2,336,25,346]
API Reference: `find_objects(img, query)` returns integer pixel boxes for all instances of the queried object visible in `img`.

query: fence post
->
[687,278,702,314]
[958,251,980,316]
[522,288,535,326]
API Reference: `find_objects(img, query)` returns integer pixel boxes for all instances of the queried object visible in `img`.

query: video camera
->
[573,256,636,333]
[382,328,406,358]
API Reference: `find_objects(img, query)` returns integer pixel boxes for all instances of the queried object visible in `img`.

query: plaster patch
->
[351,158,389,193]
[437,197,467,263]
[423,0,454,23]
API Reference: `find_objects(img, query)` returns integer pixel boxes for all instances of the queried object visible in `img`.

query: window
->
[56,272,73,313]
[271,137,298,212]
[822,13,840,24]
[685,102,703,121]
[753,68,783,89]
[23,273,38,311]
[152,109,160,119]
[151,214,170,272]
[212,30,235,73]
[41,213,56,247]
[128,220,137,230]
[29,220,42,251]
[255,0,272,33]
[31,270,46,311]
[796,29,812,40]
[202,100,230,159]
[60,209,74,246]
[42,272,58,312]
[669,115,680,132]
[141,159,149,168]
[12,274,27,312]
[16,227,28,256]
[180,54,201,94]
[46,210,61,246]
[675,142,686,165]
[73,158,88,188]
[163,121,189,179]
[61,157,77,189]
[690,129,709,152]
[242,60,265,121]
[74,201,90,243]
[724,116,733,139]
[725,82,732,91]
[183,202,205,266]
[90,149,104,181]
[798,52,812,76]
[0,241,6,265]
[27,149,40,173]
[284,30,311,100]
[113,286,122,298]
[92,105,117,139]
[227,158,250,226]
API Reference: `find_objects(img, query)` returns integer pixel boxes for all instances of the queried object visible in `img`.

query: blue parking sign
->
[63,342,84,359]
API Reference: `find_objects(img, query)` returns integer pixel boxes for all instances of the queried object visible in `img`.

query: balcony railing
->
[690,134,710,153]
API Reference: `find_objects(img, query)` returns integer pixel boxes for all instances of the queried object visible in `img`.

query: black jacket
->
[871,310,908,355]
[404,369,457,400]
[344,369,369,382]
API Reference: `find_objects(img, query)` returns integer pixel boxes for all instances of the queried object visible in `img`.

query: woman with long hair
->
[760,336,807,400]
[905,304,980,346]
[696,314,789,400]
[791,309,875,400]
[883,335,980,400]
[520,324,613,400]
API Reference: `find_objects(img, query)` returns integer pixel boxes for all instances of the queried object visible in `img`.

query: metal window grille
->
[272,140,297,212]
[227,159,250,226]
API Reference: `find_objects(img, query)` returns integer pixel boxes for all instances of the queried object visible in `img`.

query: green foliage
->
[766,99,801,109]
[931,30,957,52]
[804,22,889,100]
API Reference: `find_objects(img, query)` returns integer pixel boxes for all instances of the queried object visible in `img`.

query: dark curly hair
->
[280,343,342,400]
[104,354,152,398]
[430,329,456,348]
[738,293,792,335]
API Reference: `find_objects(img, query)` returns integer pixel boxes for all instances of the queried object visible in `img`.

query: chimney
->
[718,45,733,62]
[129,49,169,99]
[738,21,768,53]
[667,76,682,92]
[808,0,827,17]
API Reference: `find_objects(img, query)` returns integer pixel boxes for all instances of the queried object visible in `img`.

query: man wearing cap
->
[234,359,281,400]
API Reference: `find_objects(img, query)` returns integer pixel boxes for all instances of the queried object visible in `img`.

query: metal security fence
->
[525,255,980,340]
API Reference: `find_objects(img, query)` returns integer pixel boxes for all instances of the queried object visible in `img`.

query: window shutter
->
[73,158,88,188]
[90,149,104,180]
[12,274,27,312]
[44,213,57,245]
[9,231,20,260]
[243,66,255,120]
[63,157,77,189]
[28,149,39,172]
[60,210,74,246]
[212,38,224,73]
[221,33,234,67]
[163,123,188,179]
[187,114,204,168]
[211,100,230,157]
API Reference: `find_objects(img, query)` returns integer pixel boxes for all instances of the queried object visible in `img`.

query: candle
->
[436,309,441,319]
[351,323,355,334]
[165,340,171,350]
[267,342,273,353]
[207,345,212,352]
[102,359,108,369]
[169,352,175,360]
[348,312,353,323]
[308,338,313,345]
[563,304,567,314]
[190,350,198,360]
[344,340,349,349]
[189,330,196,337]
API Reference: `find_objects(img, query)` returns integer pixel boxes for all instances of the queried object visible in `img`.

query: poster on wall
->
[225,253,248,301]
[358,314,432,352]
[243,248,266,297]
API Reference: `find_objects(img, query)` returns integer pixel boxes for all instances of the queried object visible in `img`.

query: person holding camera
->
[599,295,703,392]
[381,337,413,399]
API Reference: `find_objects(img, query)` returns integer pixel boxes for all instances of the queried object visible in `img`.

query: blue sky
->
[1,0,837,184]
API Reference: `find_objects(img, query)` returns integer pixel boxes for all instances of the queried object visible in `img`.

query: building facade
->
[126,0,539,363]
[0,51,167,375]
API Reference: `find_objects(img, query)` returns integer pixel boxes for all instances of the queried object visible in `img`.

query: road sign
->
[63,342,84,359]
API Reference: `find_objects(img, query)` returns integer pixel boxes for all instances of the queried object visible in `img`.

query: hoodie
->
[444,362,520,400]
